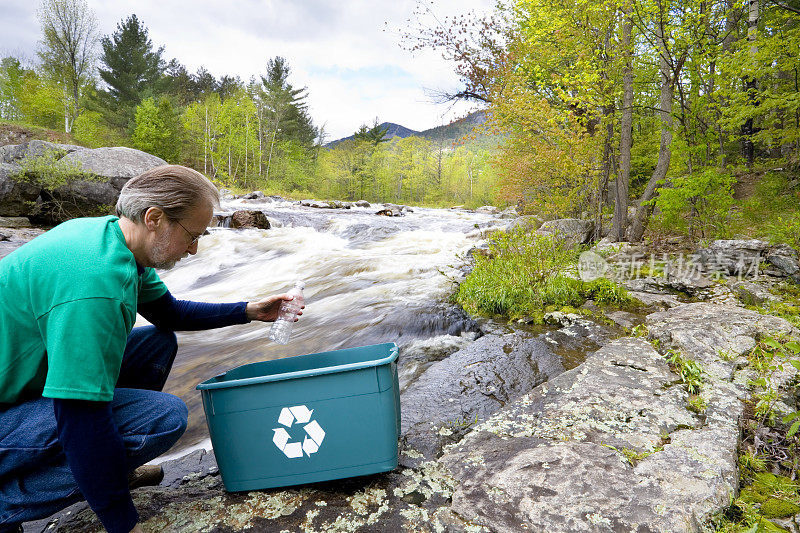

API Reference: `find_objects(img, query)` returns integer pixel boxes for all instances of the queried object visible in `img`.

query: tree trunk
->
[611,6,633,242]
[629,25,676,242]
[742,0,759,167]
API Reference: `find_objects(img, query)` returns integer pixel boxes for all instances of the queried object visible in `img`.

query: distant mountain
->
[417,111,487,142]
[325,110,488,147]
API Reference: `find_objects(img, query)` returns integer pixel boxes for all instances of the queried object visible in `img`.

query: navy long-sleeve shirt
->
[52,290,249,533]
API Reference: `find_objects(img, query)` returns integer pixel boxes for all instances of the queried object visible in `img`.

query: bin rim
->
[196,342,398,391]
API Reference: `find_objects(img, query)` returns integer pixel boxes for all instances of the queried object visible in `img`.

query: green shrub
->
[653,167,737,240]
[456,228,634,321]
[581,277,633,306]
[455,228,581,319]
[14,148,89,189]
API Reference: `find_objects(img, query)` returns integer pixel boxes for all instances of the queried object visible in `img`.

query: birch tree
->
[36,0,98,132]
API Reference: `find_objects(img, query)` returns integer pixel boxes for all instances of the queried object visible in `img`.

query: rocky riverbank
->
[23,238,800,532]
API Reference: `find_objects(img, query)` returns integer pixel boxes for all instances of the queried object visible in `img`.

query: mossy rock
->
[761,498,800,519]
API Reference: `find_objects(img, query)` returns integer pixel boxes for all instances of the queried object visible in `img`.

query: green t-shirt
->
[0,215,167,404]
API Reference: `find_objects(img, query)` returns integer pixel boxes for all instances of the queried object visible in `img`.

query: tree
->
[255,57,317,181]
[96,14,164,130]
[0,57,27,121]
[132,96,181,162]
[354,120,390,146]
[36,0,98,132]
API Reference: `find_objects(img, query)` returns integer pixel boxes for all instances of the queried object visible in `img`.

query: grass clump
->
[455,227,633,322]
[455,228,581,319]
[665,349,705,395]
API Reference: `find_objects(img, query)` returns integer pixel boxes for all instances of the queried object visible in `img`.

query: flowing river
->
[147,197,508,456]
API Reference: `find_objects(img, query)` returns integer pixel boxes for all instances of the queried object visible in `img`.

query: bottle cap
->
[293,280,305,290]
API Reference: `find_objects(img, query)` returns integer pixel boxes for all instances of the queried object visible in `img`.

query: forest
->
[1,0,799,242]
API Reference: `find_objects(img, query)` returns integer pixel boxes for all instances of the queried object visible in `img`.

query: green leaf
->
[782,411,800,423]
[785,341,800,354]
[764,338,782,351]
[790,360,800,371]
[789,420,800,438]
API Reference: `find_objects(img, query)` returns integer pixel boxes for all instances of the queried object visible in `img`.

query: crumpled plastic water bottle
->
[268,281,305,344]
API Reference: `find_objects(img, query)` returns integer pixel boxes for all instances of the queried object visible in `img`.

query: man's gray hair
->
[116,165,220,222]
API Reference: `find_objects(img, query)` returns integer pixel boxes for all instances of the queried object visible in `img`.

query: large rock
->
[229,210,270,229]
[0,163,41,216]
[439,336,730,532]
[536,218,594,247]
[765,244,800,282]
[646,302,796,381]
[61,147,166,191]
[401,332,564,436]
[694,239,769,278]
[300,199,332,209]
[0,140,82,164]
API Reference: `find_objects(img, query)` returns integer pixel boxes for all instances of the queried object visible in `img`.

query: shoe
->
[128,464,164,489]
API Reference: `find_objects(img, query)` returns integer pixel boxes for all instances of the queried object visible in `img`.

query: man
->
[0,165,301,533]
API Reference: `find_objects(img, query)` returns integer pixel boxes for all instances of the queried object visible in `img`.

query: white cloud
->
[0,0,494,139]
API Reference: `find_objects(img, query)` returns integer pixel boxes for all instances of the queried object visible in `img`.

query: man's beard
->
[150,232,178,270]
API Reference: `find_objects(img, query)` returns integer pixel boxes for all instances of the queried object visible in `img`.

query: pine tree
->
[96,14,164,130]
[259,57,317,149]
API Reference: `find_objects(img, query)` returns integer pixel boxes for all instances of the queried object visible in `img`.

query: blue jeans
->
[0,326,188,529]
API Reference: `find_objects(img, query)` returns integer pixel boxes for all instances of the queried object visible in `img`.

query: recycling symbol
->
[272,405,326,459]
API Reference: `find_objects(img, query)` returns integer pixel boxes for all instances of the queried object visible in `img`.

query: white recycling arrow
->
[278,407,294,427]
[283,441,303,458]
[272,428,290,450]
[302,436,318,456]
[289,405,313,424]
[304,420,325,446]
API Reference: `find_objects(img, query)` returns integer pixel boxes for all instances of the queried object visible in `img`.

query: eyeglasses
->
[173,219,210,246]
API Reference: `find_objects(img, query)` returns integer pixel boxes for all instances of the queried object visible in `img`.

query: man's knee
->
[155,392,188,439]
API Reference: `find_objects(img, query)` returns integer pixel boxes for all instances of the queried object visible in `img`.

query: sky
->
[0,0,495,140]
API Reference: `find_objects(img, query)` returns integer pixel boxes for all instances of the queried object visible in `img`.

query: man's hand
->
[245,294,304,322]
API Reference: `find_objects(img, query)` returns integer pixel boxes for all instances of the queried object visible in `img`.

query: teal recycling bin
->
[196,342,400,491]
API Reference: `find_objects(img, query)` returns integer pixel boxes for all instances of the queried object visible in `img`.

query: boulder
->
[0,140,82,164]
[765,244,800,282]
[401,332,564,456]
[499,206,518,219]
[300,199,332,209]
[376,206,403,217]
[506,215,543,232]
[229,210,270,229]
[729,280,777,306]
[0,163,41,217]
[694,239,769,278]
[242,191,265,200]
[646,302,796,381]
[354,200,371,207]
[623,273,715,296]
[0,216,32,228]
[439,336,729,532]
[476,205,499,214]
[61,147,166,192]
[536,218,594,247]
